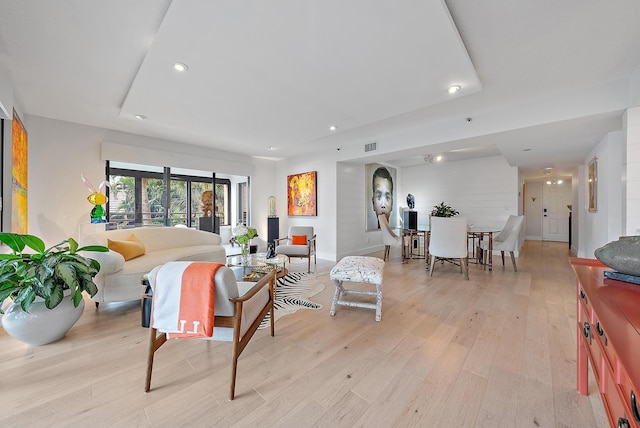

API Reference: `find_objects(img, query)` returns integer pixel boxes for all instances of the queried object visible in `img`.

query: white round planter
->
[1,295,85,346]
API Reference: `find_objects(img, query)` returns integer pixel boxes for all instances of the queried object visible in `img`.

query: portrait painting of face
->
[365,163,397,231]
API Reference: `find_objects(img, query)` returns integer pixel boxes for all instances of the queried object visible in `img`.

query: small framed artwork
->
[588,157,597,213]
[287,171,317,216]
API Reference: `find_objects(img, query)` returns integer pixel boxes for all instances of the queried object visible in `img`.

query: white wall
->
[276,153,337,261]
[630,64,640,107]
[571,168,580,254]
[26,115,107,243]
[25,115,277,246]
[0,62,12,119]
[524,181,543,240]
[401,156,519,231]
[248,157,278,250]
[624,106,640,235]
[578,131,624,257]
[336,161,381,259]
[1,65,23,233]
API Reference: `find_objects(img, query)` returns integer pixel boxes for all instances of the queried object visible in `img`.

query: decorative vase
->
[90,204,106,223]
[594,236,640,277]
[241,242,250,266]
[1,293,85,346]
[268,196,277,217]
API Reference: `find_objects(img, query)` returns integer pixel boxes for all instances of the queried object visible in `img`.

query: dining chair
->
[378,214,402,261]
[428,216,469,280]
[479,215,525,271]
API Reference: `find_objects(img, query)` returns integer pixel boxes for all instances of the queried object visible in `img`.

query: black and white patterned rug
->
[259,269,324,329]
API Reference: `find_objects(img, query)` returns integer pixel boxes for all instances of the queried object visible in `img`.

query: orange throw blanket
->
[150,262,224,338]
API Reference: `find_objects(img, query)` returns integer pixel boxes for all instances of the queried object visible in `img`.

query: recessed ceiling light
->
[173,62,189,72]
[329,125,337,131]
[424,154,444,163]
[448,85,461,94]
[267,146,277,150]
[135,114,148,120]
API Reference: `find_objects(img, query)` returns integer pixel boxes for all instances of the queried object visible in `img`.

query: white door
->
[542,181,571,241]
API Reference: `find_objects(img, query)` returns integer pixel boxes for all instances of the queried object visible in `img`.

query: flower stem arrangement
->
[0,233,109,313]
[232,224,258,265]
[430,201,460,217]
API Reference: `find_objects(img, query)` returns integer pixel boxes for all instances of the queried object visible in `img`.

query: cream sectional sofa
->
[81,227,226,306]
[219,225,241,256]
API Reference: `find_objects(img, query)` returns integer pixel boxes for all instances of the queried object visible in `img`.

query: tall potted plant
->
[0,232,108,346]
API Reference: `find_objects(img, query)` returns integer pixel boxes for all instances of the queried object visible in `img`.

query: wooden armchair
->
[274,226,316,272]
[144,264,275,400]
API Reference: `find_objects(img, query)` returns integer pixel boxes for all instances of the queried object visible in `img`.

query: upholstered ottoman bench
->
[329,256,385,322]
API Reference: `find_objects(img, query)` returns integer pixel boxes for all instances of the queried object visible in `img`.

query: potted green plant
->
[430,201,460,217]
[0,232,108,346]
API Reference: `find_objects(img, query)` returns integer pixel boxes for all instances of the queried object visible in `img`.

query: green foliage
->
[430,202,460,218]
[232,225,258,245]
[0,233,108,314]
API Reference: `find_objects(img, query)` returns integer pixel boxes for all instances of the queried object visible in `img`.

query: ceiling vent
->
[364,142,377,152]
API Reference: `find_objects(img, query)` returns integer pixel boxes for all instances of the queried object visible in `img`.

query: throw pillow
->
[291,234,307,245]
[107,234,146,261]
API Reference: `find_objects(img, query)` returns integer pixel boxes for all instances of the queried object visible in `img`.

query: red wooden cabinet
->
[571,258,640,428]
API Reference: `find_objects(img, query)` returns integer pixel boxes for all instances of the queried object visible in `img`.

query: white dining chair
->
[428,216,469,280]
[378,214,401,261]
[479,215,525,271]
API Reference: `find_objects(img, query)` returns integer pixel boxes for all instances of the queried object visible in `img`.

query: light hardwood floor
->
[0,241,609,427]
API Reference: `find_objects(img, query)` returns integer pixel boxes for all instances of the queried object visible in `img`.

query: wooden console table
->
[570,258,640,428]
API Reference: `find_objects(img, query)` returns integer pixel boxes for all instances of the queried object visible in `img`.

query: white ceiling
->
[1,0,639,180]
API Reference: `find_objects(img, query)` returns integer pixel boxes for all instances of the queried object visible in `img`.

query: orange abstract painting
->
[287,171,317,216]
[12,109,28,233]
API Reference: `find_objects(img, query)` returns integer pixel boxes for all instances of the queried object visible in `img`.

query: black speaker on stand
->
[403,210,418,230]
[268,216,279,245]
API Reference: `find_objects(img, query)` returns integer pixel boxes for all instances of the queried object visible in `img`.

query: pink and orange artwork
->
[11,109,28,233]
[287,171,317,216]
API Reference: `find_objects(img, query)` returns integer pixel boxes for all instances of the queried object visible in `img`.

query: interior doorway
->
[524,179,572,242]
[542,180,571,241]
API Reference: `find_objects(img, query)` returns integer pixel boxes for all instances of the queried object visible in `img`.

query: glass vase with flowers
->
[232,224,258,265]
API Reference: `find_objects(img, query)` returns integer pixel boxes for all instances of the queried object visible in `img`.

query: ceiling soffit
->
[119,0,481,150]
